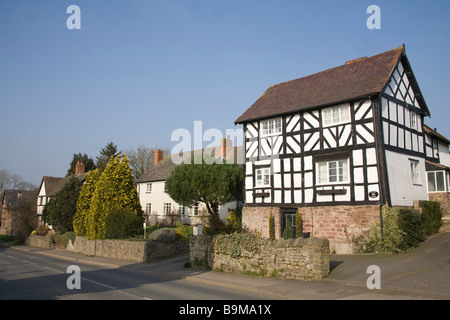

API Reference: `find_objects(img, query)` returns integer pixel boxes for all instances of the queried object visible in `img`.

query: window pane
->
[318,162,327,183]
[340,106,350,122]
[323,109,332,126]
[436,172,445,191]
[338,160,348,182]
[332,107,340,123]
[275,118,282,133]
[329,161,337,182]
[428,172,436,191]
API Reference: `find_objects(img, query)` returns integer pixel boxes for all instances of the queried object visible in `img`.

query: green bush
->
[398,209,424,251]
[421,201,443,236]
[148,228,177,242]
[283,222,293,240]
[226,209,242,233]
[105,208,143,239]
[269,212,275,240]
[175,223,193,241]
[54,232,76,248]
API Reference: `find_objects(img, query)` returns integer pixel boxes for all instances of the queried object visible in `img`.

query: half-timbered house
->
[235,45,434,253]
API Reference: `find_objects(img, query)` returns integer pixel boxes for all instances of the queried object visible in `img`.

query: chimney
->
[221,135,233,158]
[154,149,164,165]
[345,57,368,65]
[75,160,85,175]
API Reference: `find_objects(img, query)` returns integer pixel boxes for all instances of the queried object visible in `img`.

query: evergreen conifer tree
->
[73,169,100,236]
[87,154,143,239]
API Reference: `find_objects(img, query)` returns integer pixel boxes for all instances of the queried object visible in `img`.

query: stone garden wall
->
[190,234,330,281]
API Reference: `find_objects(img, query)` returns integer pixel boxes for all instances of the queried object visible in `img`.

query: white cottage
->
[235,45,438,253]
[136,139,244,226]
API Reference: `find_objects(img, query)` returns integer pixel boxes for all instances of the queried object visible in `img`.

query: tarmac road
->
[1,232,449,300]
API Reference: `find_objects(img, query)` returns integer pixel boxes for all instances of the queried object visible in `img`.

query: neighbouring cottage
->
[234,45,447,253]
[136,138,244,226]
[36,161,88,223]
[423,125,450,215]
[1,189,37,237]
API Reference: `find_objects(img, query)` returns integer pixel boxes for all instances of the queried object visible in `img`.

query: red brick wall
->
[242,204,381,253]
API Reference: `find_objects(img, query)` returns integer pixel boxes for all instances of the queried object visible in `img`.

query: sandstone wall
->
[190,234,330,281]
[242,205,380,254]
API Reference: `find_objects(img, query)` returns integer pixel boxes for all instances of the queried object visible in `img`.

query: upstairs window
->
[322,104,350,127]
[261,118,282,136]
[256,168,271,187]
[317,159,349,184]
[146,183,152,193]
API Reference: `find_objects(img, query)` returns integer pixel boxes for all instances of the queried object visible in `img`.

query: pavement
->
[1,231,450,300]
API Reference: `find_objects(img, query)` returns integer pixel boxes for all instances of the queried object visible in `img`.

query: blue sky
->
[1,0,449,185]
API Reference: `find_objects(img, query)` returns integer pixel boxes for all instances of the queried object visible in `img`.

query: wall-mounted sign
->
[369,191,379,198]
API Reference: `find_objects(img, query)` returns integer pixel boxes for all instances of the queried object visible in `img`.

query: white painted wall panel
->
[384,150,428,206]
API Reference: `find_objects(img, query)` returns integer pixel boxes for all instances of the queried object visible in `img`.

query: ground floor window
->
[163,203,171,215]
[427,171,448,192]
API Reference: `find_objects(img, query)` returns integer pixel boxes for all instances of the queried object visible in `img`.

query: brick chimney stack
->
[154,149,164,165]
[221,135,233,158]
[75,160,85,175]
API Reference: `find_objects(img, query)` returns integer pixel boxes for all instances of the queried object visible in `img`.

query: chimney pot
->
[75,160,85,175]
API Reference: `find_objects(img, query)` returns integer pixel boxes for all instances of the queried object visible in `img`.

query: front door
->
[281,208,297,239]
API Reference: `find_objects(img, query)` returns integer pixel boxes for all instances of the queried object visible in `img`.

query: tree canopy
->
[96,141,120,173]
[73,169,101,236]
[165,157,243,216]
[66,153,96,176]
[42,175,82,233]
[87,154,143,239]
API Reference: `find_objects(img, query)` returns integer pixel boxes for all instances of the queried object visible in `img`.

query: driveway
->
[326,232,450,299]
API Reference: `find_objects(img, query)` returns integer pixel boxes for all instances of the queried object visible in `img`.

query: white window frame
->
[427,171,447,192]
[190,202,199,216]
[146,183,152,193]
[322,104,351,127]
[255,168,271,187]
[261,118,282,137]
[163,203,171,215]
[410,160,421,185]
[179,204,187,215]
[316,159,350,185]
[145,203,152,214]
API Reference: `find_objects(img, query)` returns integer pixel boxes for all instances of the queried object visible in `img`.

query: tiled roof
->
[136,146,244,183]
[424,125,450,145]
[235,46,407,123]
[2,189,38,210]
[40,173,88,197]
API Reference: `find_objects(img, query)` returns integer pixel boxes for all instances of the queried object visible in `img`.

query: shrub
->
[421,201,443,236]
[269,212,275,240]
[295,210,302,238]
[283,222,293,240]
[226,209,242,233]
[205,213,228,235]
[54,232,76,248]
[175,223,193,241]
[148,228,177,242]
[105,208,143,239]
[35,224,49,236]
[398,209,424,251]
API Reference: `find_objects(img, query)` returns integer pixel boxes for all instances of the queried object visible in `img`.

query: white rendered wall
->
[384,150,428,206]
